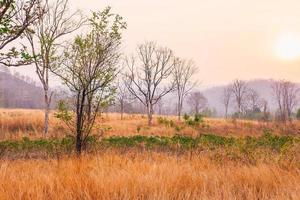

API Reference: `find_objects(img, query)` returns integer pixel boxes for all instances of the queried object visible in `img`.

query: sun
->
[275,33,300,60]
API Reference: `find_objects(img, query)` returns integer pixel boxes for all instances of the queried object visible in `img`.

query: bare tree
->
[230,79,249,117]
[125,42,175,126]
[272,80,299,122]
[172,58,198,120]
[52,8,126,154]
[116,79,133,120]
[25,0,84,136]
[0,0,44,66]
[187,91,207,114]
[221,86,232,118]
[260,98,269,121]
[247,88,260,111]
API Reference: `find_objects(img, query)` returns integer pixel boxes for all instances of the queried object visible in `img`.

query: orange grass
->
[0,152,299,200]
[0,109,299,199]
[0,109,300,140]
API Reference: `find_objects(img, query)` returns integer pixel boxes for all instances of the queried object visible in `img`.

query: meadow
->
[0,109,299,200]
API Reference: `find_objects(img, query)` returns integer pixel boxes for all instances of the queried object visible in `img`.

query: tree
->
[116,79,133,120]
[125,42,175,126]
[272,80,299,122]
[247,88,260,111]
[25,0,84,136]
[187,91,207,114]
[260,98,270,121]
[172,58,198,120]
[0,0,44,66]
[230,79,249,117]
[221,86,232,118]
[52,7,126,155]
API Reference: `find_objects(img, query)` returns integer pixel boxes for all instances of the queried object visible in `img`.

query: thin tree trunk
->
[76,90,86,155]
[44,103,50,136]
[147,104,153,126]
[225,106,228,119]
[177,96,182,120]
[43,90,51,137]
[120,100,124,120]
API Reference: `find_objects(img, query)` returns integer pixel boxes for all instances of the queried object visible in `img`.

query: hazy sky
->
[17,0,300,87]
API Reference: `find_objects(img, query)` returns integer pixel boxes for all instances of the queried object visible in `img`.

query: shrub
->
[184,114,204,127]
[183,114,190,121]
[55,100,72,122]
[157,117,175,127]
[296,108,300,120]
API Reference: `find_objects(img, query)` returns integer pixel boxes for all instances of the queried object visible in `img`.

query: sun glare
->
[275,34,300,60]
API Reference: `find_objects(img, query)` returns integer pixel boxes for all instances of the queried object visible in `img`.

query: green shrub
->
[184,114,204,127]
[157,117,175,127]
[183,114,190,121]
[296,108,300,120]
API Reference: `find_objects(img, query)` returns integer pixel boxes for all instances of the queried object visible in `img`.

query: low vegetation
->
[0,110,299,199]
[0,130,299,165]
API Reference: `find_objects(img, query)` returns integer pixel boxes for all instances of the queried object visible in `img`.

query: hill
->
[0,70,44,109]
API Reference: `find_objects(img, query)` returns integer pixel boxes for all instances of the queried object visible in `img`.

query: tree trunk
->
[120,100,124,120]
[177,96,182,120]
[76,90,86,155]
[43,90,51,137]
[147,103,153,126]
[44,103,50,136]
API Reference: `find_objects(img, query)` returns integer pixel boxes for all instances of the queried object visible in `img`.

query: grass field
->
[0,109,299,200]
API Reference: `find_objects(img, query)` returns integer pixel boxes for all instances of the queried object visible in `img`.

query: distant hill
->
[0,71,44,109]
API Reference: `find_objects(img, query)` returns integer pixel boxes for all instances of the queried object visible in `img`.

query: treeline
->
[221,79,300,122]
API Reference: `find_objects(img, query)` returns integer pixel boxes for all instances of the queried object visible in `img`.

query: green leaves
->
[88,6,127,41]
[0,0,44,66]
[55,100,72,122]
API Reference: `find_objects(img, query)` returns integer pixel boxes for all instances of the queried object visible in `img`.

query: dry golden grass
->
[0,109,299,140]
[0,151,299,200]
[0,109,299,199]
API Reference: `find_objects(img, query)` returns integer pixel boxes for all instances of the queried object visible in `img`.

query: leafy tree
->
[52,7,126,155]
[25,0,84,136]
[0,0,44,66]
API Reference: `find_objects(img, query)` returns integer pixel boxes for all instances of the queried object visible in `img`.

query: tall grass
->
[0,152,299,200]
[0,109,299,139]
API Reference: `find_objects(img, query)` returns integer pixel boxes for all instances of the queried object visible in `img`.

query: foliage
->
[0,132,298,159]
[54,100,72,122]
[51,7,126,154]
[184,114,204,127]
[157,117,175,127]
[0,0,44,66]
[297,108,300,120]
[183,113,190,121]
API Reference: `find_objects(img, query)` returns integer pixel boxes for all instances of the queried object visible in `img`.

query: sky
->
[16,0,300,87]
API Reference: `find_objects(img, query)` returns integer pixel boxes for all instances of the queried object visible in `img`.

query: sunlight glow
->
[275,34,300,60]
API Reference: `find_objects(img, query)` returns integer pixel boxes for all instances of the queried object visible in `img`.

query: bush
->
[183,114,190,121]
[157,117,175,127]
[184,114,204,127]
[296,108,300,120]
